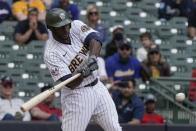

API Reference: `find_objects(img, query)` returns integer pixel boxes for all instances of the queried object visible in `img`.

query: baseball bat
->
[21,73,81,112]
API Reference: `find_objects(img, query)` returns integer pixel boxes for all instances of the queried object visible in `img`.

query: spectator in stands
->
[112,78,144,124]
[141,94,164,124]
[6,0,13,6]
[140,47,171,81]
[41,0,52,10]
[0,76,31,121]
[158,0,192,20]
[187,0,196,39]
[0,0,11,23]
[188,68,196,102]
[105,40,141,82]
[136,32,157,62]
[31,84,62,121]
[14,7,48,44]
[52,0,79,20]
[86,4,106,43]
[11,0,46,21]
[105,25,124,58]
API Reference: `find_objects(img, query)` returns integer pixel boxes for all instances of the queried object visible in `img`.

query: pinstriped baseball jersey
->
[44,20,122,131]
[44,20,97,88]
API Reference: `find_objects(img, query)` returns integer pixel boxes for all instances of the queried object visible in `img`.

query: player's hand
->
[77,56,98,78]
[87,55,98,72]
[15,111,24,120]
[77,65,91,78]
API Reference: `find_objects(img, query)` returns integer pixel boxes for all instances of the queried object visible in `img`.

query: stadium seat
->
[111,0,127,13]
[125,24,143,40]
[140,16,158,34]
[156,24,176,39]
[125,8,143,22]
[0,21,16,39]
[137,0,158,17]
[169,17,187,35]
[99,6,111,22]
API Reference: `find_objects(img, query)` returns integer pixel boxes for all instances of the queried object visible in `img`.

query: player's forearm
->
[88,39,102,57]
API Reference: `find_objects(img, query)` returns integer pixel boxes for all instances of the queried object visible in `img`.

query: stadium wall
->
[0,122,196,131]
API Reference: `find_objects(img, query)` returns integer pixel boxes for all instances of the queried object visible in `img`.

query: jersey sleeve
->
[97,57,108,77]
[44,51,71,82]
[71,20,98,44]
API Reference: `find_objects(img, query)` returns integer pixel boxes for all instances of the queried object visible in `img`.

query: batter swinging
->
[44,8,122,131]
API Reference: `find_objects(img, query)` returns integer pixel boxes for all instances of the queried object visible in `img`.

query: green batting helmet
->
[46,8,71,28]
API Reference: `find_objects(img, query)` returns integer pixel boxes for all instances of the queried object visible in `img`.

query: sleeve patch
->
[81,25,90,32]
[51,66,60,76]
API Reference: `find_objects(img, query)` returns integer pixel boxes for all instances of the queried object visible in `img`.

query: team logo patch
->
[51,67,60,76]
[81,25,90,32]
[59,13,65,20]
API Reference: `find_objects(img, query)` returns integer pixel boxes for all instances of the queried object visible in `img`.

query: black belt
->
[84,78,98,87]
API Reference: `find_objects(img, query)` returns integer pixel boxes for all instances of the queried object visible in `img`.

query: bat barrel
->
[21,73,81,112]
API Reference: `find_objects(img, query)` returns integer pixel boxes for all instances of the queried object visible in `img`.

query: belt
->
[84,78,98,87]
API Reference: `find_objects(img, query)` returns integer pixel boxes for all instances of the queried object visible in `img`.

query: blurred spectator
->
[0,0,11,23]
[158,0,191,20]
[97,57,108,83]
[0,76,31,121]
[187,0,196,39]
[141,94,164,124]
[41,0,52,10]
[136,32,157,62]
[11,0,46,21]
[188,68,196,102]
[86,4,106,43]
[52,0,79,20]
[105,40,141,82]
[14,7,48,44]
[6,0,13,6]
[141,47,171,81]
[105,25,124,58]
[112,78,144,124]
[31,84,62,121]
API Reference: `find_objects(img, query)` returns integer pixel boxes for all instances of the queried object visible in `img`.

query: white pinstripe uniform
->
[44,20,122,131]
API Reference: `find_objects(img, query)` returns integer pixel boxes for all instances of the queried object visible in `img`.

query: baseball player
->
[44,8,122,131]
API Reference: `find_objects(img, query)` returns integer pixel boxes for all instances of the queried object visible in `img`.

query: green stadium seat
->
[170,36,189,45]
[0,22,16,39]
[125,24,142,40]
[111,15,127,25]
[140,16,158,33]
[170,61,192,77]
[99,6,111,22]
[189,41,196,58]
[125,8,143,22]
[40,68,53,84]
[111,0,127,13]
[156,24,176,39]
[137,0,158,17]
[169,17,187,35]
[131,40,142,52]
